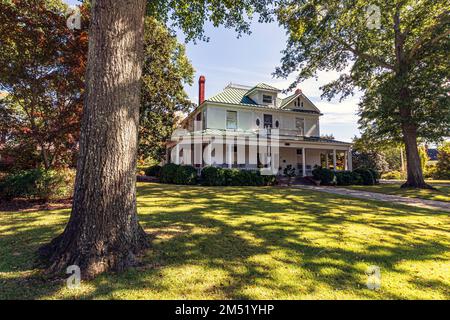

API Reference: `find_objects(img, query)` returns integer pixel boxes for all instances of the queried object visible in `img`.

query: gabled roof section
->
[280,91,321,114]
[245,83,281,97]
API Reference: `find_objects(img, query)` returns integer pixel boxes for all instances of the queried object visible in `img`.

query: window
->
[262,95,273,104]
[296,149,303,155]
[226,111,237,129]
[296,117,305,134]
[275,120,279,128]
[202,109,207,129]
[263,114,273,128]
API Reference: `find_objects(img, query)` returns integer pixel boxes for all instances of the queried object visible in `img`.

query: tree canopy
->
[139,17,194,163]
[0,0,88,169]
[274,0,449,187]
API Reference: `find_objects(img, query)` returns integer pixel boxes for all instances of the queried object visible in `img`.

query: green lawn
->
[341,183,450,203]
[0,183,449,299]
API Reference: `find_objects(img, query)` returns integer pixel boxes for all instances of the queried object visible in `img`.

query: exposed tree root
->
[39,226,149,279]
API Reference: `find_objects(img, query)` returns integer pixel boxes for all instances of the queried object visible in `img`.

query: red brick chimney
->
[198,75,205,106]
[295,88,302,95]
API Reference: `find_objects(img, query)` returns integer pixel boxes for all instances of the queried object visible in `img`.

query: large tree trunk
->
[401,123,432,189]
[39,0,149,278]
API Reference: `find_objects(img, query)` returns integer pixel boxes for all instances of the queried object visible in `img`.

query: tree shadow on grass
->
[0,183,449,299]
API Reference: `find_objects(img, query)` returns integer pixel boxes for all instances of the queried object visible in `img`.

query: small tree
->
[0,0,88,169]
[435,142,450,180]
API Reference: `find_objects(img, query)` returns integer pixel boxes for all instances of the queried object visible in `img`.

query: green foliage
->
[435,142,450,179]
[312,167,335,185]
[144,165,162,177]
[335,171,363,186]
[0,0,88,170]
[418,146,429,172]
[174,165,198,185]
[139,17,194,163]
[159,164,198,185]
[200,166,276,186]
[148,0,273,42]
[159,163,180,184]
[0,168,74,201]
[200,166,226,186]
[275,1,450,186]
[353,168,375,186]
[351,135,400,173]
[382,170,406,180]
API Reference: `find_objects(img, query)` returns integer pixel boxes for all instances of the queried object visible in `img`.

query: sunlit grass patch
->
[0,183,449,299]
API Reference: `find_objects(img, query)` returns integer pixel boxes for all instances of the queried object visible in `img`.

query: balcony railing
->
[257,128,304,137]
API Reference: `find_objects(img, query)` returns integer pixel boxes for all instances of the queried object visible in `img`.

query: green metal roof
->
[206,87,258,107]
[250,83,281,92]
[203,83,320,114]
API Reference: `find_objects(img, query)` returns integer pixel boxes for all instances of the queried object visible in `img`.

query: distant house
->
[427,148,438,161]
[166,76,352,176]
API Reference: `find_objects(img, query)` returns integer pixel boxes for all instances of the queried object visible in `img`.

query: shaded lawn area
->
[0,183,449,299]
[341,184,450,203]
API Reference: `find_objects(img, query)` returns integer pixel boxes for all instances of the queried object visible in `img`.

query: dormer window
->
[262,95,273,104]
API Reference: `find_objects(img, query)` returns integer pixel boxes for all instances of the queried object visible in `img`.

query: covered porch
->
[167,132,352,177]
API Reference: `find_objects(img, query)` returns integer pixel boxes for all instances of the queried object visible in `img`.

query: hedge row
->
[152,163,277,186]
[312,167,379,186]
[0,168,75,201]
[201,166,276,186]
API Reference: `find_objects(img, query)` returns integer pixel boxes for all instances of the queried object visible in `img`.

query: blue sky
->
[65,0,360,142]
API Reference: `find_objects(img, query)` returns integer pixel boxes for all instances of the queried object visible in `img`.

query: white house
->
[166,76,352,177]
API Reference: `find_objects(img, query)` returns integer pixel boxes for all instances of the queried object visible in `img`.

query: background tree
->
[275,0,450,188]
[139,17,194,163]
[435,141,450,179]
[0,0,88,169]
[40,0,273,278]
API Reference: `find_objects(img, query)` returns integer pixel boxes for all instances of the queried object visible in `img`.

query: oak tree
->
[275,0,449,188]
[40,0,272,277]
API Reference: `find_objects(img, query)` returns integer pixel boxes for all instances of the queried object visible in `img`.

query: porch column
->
[174,143,180,164]
[302,147,306,177]
[348,148,353,171]
[333,149,337,171]
[344,151,348,170]
[227,143,232,168]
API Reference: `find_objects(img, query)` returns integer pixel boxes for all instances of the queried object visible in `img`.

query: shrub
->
[335,171,354,186]
[144,165,161,177]
[424,163,437,179]
[159,163,179,184]
[381,170,405,180]
[353,168,375,185]
[312,167,335,185]
[367,168,380,184]
[200,167,276,186]
[351,171,364,185]
[435,142,450,180]
[261,174,277,186]
[174,165,198,185]
[201,166,225,186]
[0,168,73,201]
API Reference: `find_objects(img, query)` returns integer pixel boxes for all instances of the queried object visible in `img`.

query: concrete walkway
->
[293,185,450,212]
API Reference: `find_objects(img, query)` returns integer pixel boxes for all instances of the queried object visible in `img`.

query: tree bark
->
[39,0,149,278]
[400,118,432,189]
